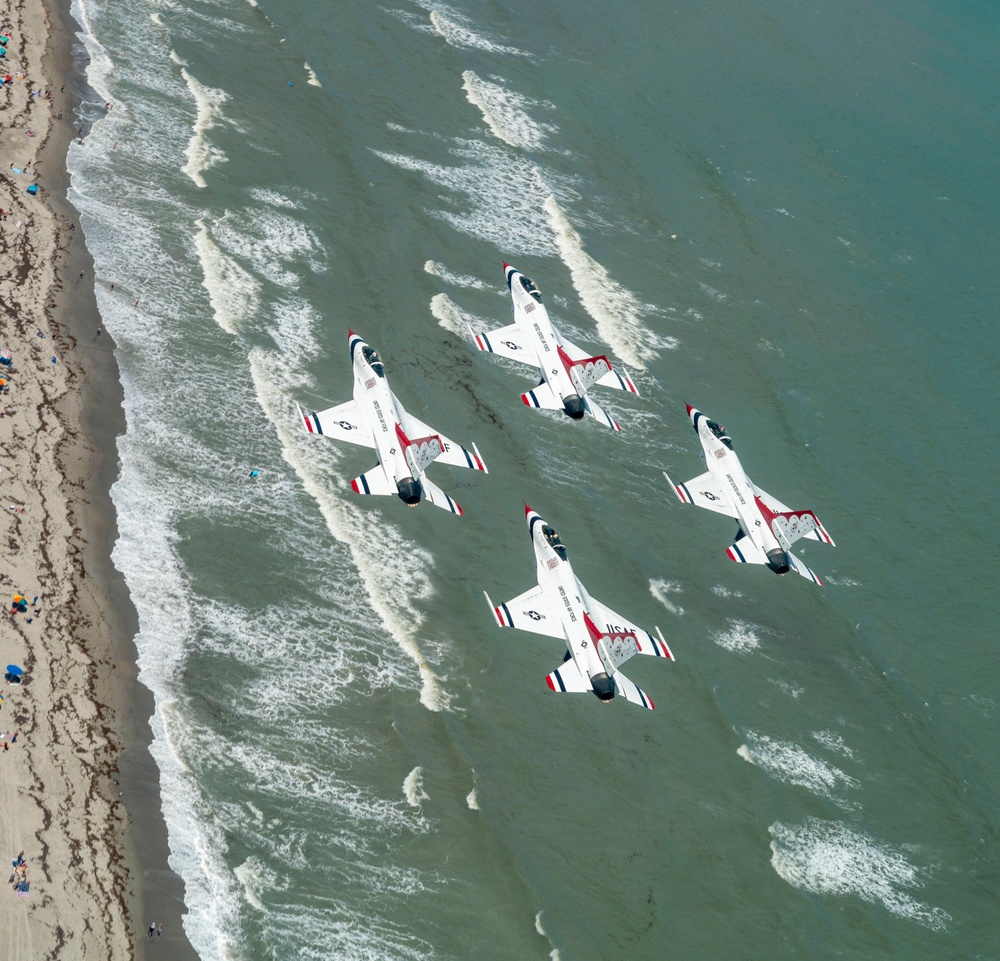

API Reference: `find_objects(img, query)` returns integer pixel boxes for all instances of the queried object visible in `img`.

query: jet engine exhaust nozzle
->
[396,477,422,506]
[590,673,616,702]
[765,549,791,575]
[563,394,586,420]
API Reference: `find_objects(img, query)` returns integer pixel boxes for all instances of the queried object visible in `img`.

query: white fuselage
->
[508,269,578,405]
[350,337,413,488]
[530,521,615,685]
[695,417,784,556]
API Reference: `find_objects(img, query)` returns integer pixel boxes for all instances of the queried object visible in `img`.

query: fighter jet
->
[664,405,835,584]
[469,263,638,431]
[484,506,673,709]
[298,330,488,515]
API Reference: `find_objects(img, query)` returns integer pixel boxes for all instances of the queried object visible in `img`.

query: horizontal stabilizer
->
[418,475,463,515]
[613,670,655,710]
[351,468,394,497]
[726,536,823,586]
[545,660,592,694]
[521,383,563,410]
[582,395,621,432]
[596,365,639,395]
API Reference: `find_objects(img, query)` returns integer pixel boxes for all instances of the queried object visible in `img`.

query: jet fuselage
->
[527,510,625,700]
[505,266,587,420]
[349,332,422,505]
[690,406,791,574]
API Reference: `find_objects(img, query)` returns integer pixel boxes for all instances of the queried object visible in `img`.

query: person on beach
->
[147,922,156,938]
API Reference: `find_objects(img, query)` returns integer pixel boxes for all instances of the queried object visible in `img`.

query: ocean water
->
[65,0,1000,958]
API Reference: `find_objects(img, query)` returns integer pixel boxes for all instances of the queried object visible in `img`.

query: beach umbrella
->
[5,665,22,677]
[0,349,11,366]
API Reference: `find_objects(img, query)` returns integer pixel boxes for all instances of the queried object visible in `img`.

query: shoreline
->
[0,0,197,956]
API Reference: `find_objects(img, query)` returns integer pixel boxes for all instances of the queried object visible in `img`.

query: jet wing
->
[726,533,824,585]
[752,483,836,546]
[587,598,674,660]
[471,323,540,365]
[299,401,376,448]
[399,411,488,473]
[485,586,564,639]
[664,470,738,518]
[561,336,639,395]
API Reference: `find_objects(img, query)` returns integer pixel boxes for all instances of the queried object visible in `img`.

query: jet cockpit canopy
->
[542,525,568,560]
[519,275,543,304]
[707,419,733,450]
[362,346,385,378]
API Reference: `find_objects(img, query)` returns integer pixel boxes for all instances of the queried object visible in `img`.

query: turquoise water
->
[67,0,1000,957]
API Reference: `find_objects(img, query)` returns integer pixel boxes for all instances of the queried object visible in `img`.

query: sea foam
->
[180,67,229,188]
[424,259,496,291]
[649,578,685,617]
[713,619,762,654]
[739,732,859,801]
[769,819,950,930]
[403,767,430,808]
[417,1,530,57]
[462,71,557,152]
[248,350,449,713]
[546,195,674,370]
[193,217,262,334]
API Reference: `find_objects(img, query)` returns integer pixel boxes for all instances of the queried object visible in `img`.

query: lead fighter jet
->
[485,506,673,709]
[469,263,638,431]
[664,405,835,584]
[298,330,488,515]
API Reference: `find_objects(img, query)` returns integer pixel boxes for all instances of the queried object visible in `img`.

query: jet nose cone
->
[523,503,534,518]
[685,402,695,416]
[503,261,510,270]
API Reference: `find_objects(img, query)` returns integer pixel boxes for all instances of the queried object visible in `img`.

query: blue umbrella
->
[5,665,23,677]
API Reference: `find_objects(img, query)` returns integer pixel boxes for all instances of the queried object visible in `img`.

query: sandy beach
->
[0,0,196,957]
